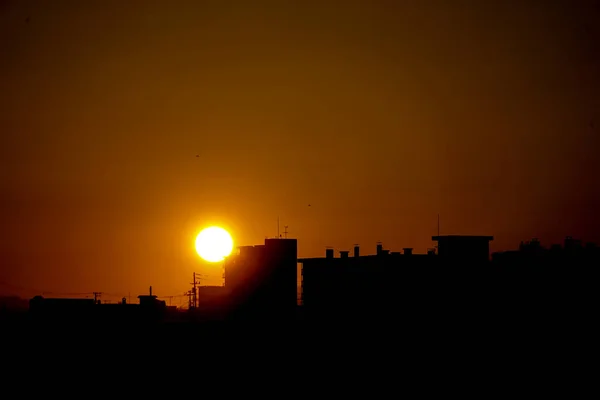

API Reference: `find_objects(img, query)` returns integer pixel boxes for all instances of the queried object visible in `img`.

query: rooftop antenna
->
[283,225,289,239]
[277,216,280,238]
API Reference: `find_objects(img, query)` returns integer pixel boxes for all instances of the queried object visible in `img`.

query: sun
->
[195,226,234,263]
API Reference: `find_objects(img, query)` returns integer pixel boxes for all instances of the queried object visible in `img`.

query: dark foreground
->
[3,302,593,339]
[2,304,593,393]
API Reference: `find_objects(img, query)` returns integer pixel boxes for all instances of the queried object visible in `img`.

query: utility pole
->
[192,272,197,309]
[186,290,193,309]
[190,272,203,308]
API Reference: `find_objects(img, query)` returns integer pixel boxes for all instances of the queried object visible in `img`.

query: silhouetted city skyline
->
[3,0,600,304]
[1,230,596,329]
[1,11,598,384]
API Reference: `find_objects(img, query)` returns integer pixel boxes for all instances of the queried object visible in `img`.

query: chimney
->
[403,248,413,255]
[376,242,383,255]
[340,251,349,258]
[149,286,152,296]
[354,245,360,258]
[326,248,334,259]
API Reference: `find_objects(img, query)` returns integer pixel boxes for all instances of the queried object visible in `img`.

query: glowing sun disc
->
[195,226,234,262]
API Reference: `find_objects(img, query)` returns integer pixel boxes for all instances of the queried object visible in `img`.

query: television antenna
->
[283,225,289,239]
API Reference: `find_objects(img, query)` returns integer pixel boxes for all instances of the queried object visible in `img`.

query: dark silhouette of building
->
[224,238,297,321]
[192,285,230,321]
[19,233,597,330]
[301,243,430,322]
[137,286,166,307]
[490,236,599,323]
[300,235,494,322]
[432,235,493,264]
[29,296,95,315]
[28,286,168,325]
[197,285,229,306]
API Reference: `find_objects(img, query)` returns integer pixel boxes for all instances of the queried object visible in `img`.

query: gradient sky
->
[1,0,599,301]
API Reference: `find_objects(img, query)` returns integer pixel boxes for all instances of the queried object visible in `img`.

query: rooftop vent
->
[325,248,334,258]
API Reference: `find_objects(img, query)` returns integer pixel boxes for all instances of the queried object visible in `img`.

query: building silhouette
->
[299,235,495,321]
[224,238,298,321]
[490,236,599,323]
[192,285,230,321]
[432,235,493,264]
[298,233,596,326]
[20,232,598,328]
[28,286,168,324]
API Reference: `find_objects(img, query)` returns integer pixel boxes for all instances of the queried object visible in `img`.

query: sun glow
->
[195,226,234,262]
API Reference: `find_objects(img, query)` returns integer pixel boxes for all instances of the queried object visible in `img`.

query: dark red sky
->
[1,0,599,300]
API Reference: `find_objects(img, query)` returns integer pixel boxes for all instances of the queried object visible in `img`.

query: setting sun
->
[195,226,234,263]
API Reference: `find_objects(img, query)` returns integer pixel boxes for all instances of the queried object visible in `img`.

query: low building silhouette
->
[29,296,95,314]
[22,233,598,327]
[28,286,168,324]
[300,235,494,320]
[490,236,599,321]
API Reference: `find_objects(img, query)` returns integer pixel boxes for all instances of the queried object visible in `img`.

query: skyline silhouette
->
[0,229,594,333]
[1,230,596,304]
[2,0,599,300]
[0,228,598,302]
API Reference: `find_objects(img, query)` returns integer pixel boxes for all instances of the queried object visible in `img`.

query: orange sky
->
[1,0,599,301]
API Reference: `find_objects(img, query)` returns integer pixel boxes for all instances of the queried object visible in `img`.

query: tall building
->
[224,238,297,320]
